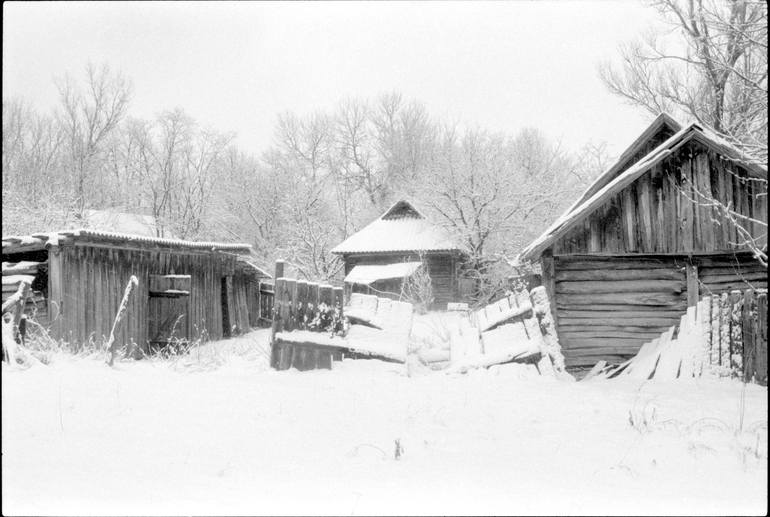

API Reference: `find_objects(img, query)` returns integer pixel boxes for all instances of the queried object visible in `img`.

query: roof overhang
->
[344,262,423,285]
[2,229,253,255]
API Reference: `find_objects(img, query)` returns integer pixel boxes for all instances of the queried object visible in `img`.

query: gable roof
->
[562,113,681,217]
[519,121,768,262]
[331,200,461,254]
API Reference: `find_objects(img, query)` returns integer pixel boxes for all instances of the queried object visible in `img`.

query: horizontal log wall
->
[52,244,239,351]
[697,255,768,295]
[554,256,688,367]
[554,145,768,256]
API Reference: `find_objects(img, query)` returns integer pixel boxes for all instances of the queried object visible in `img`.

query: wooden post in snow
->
[529,285,568,377]
[730,290,743,375]
[105,275,138,367]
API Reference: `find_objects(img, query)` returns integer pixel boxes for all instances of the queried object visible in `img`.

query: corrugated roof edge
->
[518,123,768,263]
[2,228,253,253]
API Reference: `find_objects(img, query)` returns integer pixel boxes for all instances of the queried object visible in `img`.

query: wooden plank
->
[556,279,684,294]
[560,330,666,340]
[686,261,699,307]
[559,309,683,320]
[719,292,731,372]
[555,268,684,282]
[639,173,653,250]
[559,324,677,333]
[755,293,767,385]
[698,272,767,283]
[622,188,637,252]
[556,292,686,306]
[555,257,676,270]
[730,290,743,374]
[564,337,649,349]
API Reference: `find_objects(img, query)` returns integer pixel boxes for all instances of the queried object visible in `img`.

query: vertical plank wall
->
[54,244,241,351]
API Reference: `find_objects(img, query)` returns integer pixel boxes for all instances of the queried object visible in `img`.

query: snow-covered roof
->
[344,261,422,285]
[331,200,461,254]
[2,229,253,254]
[519,122,768,262]
[562,113,681,217]
[84,209,174,239]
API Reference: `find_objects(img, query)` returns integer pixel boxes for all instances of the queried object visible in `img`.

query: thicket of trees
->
[3,66,603,286]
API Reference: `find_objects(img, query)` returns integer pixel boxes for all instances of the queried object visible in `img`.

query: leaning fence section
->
[602,289,767,384]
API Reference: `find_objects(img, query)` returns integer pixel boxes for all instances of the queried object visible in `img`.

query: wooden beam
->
[686,260,699,307]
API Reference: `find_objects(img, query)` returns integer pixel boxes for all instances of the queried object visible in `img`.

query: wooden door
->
[148,274,191,352]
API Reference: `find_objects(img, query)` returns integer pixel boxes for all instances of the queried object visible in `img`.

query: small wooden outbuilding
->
[519,114,768,368]
[331,200,465,308]
[2,229,270,352]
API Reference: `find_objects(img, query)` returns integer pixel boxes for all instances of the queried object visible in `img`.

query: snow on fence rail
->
[596,289,767,384]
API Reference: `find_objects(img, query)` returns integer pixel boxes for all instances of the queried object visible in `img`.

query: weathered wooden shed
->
[519,114,768,368]
[1,229,270,352]
[331,200,465,308]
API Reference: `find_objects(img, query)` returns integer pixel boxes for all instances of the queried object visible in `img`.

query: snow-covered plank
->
[344,308,384,329]
[446,339,540,374]
[654,315,689,380]
[629,327,674,380]
[2,275,35,286]
[476,302,532,332]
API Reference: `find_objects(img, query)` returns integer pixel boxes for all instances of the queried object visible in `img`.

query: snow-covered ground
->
[2,329,767,516]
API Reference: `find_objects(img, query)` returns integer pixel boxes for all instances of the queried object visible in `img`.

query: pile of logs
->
[2,261,48,326]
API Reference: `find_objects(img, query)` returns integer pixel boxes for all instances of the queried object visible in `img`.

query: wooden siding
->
[554,255,688,367]
[553,253,766,368]
[697,255,768,295]
[343,252,459,308]
[554,147,768,256]
[49,244,244,350]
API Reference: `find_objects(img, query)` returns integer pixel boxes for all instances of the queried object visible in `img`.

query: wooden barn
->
[2,229,270,352]
[331,200,465,308]
[519,114,768,368]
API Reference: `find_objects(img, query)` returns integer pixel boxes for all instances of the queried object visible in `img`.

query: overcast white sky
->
[3,1,668,158]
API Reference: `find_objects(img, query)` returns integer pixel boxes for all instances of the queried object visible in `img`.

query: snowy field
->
[2,329,767,516]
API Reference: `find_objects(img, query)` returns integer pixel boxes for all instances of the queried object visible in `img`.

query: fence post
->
[730,290,744,376]
[270,276,286,368]
[756,293,768,386]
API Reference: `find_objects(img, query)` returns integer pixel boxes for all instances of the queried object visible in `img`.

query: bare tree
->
[417,126,581,301]
[600,0,767,265]
[599,0,767,162]
[56,63,132,219]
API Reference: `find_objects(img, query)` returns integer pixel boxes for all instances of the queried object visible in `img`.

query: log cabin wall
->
[50,243,240,350]
[555,255,687,368]
[343,252,460,308]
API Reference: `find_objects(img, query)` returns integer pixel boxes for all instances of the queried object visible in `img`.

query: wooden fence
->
[740,290,767,385]
[269,260,344,370]
[602,289,767,384]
